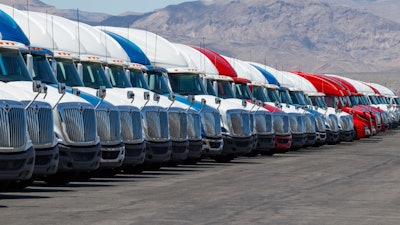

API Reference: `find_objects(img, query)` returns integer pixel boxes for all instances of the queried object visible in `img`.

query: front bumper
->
[222,134,254,156]
[33,145,59,176]
[58,143,101,172]
[274,134,292,150]
[255,133,275,154]
[340,129,355,142]
[314,131,326,146]
[170,140,189,163]
[306,132,317,146]
[0,146,35,181]
[99,142,125,169]
[187,140,203,160]
[326,130,340,144]
[202,137,224,157]
[123,141,146,166]
[145,141,172,164]
[291,133,307,149]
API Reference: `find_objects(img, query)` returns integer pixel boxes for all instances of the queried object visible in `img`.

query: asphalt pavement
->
[1,129,400,225]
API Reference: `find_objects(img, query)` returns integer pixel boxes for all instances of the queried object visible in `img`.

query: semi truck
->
[0,7,101,185]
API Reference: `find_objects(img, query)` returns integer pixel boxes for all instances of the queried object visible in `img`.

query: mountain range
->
[1,0,400,74]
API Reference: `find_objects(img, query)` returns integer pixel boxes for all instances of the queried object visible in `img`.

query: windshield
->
[304,95,313,105]
[289,91,306,105]
[29,54,58,84]
[147,71,171,95]
[266,88,281,102]
[235,83,252,100]
[169,73,207,95]
[344,96,352,107]
[368,95,379,105]
[325,95,339,108]
[108,65,132,88]
[395,98,400,104]
[359,96,370,105]
[338,97,346,108]
[0,48,32,82]
[349,96,359,106]
[81,62,113,89]
[252,86,270,102]
[205,79,217,96]
[53,58,84,87]
[216,80,235,99]
[279,90,293,104]
[129,69,149,90]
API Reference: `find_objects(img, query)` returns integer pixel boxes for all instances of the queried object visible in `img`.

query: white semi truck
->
[0,7,101,185]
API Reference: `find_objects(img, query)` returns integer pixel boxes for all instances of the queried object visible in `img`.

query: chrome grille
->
[329,114,339,132]
[96,109,121,144]
[340,116,350,130]
[249,113,255,133]
[59,105,97,143]
[144,109,169,141]
[315,115,326,132]
[230,111,250,136]
[373,112,381,126]
[26,103,54,147]
[296,115,306,133]
[305,115,316,133]
[0,104,27,149]
[187,112,202,140]
[255,113,273,134]
[202,111,221,137]
[282,114,290,134]
[169,111,188,141]
[120,109,143,144]
[273,114,284,134]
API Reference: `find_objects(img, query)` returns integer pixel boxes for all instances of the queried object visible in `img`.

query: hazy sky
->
[40,0,197,15]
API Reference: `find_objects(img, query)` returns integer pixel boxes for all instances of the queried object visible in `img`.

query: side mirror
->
[242,99,247,107]
[127,91,135,100]
[72,88,81,96]
[201,98,206,106]
[251,97,257,104]
[215,97,221,105]
[169,93,176,102]
[144,91,150,101]
[58,83,66,95]
[188,95,195,105]
[153,93,160,102]
[96,86,106,99]
[275,101,279,107]
[33,80,46,93]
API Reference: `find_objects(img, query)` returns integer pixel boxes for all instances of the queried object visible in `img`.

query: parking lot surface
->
[1,130,400,225]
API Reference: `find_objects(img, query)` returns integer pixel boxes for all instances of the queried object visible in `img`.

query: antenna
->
[51,16,55,55]
[154,32,158,66]
[102,19,108,63]
[26,0,30,40]
[76,8,81,60]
